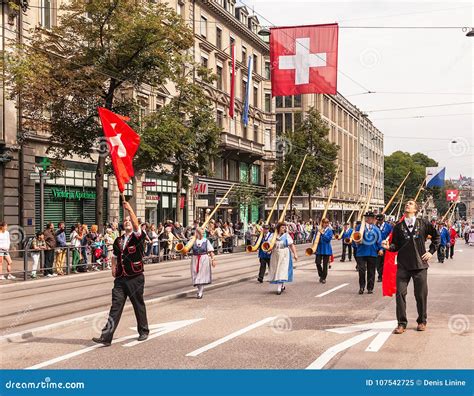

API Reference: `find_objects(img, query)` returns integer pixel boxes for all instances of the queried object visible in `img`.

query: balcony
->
[220,131,265,162]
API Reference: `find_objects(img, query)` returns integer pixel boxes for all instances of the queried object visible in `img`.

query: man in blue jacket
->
[340,222,353,262]
[375,213,393,282]
[315,218,333,284]
[257,224,272,283]
[437,222,449,263]
[354,212,383,294]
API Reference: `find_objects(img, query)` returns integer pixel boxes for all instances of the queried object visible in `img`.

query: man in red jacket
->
[446,223,458,260]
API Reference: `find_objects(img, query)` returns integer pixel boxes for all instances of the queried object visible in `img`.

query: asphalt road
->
[1,243,472,370]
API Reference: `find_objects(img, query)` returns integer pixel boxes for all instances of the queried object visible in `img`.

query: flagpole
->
[414,175,428,202]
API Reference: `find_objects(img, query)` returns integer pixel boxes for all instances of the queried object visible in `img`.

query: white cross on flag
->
[445,189,459,202]
[270,23,338,96]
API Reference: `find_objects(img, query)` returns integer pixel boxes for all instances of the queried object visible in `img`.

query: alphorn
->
[382,171,411,215]
[352,169,378,244]
[246,166,293,253]
[337,196,362,240]
[305,164,340,256]
[261,155,308,252]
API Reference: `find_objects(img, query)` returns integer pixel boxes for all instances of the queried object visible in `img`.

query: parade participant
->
[436,222,449,263]
[339,222,353,262]
[463,222,470,244]
[190,227,216,299]
[383,199,439,334]
[354,212,383,294]
[268,222,298,295]
[375,213,393,282]
[447,223,457,260]
[92,200,149,346]
[353,220,361,271]
[315,218,333,284]
[257,224,272,283]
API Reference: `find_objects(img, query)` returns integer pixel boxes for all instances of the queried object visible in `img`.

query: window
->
[41,0,52,29]
[294,94,302,107]
[265,61,271,79]
[177,3,183,16]
[216,109,224,129]
[200,53,208,69]
[253,86,258,107]
[285,113,292,132]
[253,124,259,143]
[276,113,283,134]
[229,160,238,181]
[264,93,271,112]
[242,79,247,100]
[216,27,222,50]
[200,15,207,37]
[275,96,283,108]
[251,165,260,185]
[243,125,248,140]
[264,129,271,151]
[242,46,247,63]
[253,54,258,74]
[216,65,223,90]
[229,37,235,56]
[294,112,302,130]
[284,96,292,108]
[215,158,224,179]
[240,162,249,183]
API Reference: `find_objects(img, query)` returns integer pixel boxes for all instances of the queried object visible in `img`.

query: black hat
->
[375,213,385,221]
[364,211,375,218]
[344,222,349,226]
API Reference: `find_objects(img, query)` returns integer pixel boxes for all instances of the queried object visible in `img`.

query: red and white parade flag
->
[382,214,405,297]
[229,43,236,118]
[98,107,140,193]
[446,189,459,202]
[270,23,338,97]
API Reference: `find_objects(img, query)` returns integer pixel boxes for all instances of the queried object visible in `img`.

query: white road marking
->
[186,316,277,357]
[306,320,398,369]
[26,319,203,369]
[123,319,204,347]
[315,283,349,298]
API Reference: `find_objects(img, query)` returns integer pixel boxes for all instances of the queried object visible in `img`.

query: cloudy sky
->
[239,0,473,178]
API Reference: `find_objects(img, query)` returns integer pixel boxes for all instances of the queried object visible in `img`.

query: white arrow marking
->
[26,319,203,369]
[316,283,349,298]
[306,320,397,369]
[123,318,204,347]
[186,316,277,357]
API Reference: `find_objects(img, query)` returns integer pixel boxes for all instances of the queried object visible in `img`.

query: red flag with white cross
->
[445,189,459,202]
[270,23,338,96]
[98,107,140,192]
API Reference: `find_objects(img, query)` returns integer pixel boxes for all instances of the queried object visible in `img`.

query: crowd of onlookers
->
[0,216,472,281]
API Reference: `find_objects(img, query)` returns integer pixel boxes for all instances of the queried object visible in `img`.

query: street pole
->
[39,169,45,230]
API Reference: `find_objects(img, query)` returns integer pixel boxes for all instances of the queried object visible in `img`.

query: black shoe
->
[137,334,148,342]
[329,265,332,269]
[257,278,263,283]
[281,285,286,291]
[367,290,374,294]
[340,259,345,262]
[321,279,326,284]
[92,337,111,347]
[358,289,364,295]
[277,290,282,295]
[319,277,323,283]
[349,259,352,261]
[377,278,382,282]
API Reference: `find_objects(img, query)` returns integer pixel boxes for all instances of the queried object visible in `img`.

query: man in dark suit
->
[383,199,440,334]
[92,200,149,346]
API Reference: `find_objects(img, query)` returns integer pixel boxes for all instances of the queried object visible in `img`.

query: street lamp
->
[258,27,271,36]
[466,29,474,37]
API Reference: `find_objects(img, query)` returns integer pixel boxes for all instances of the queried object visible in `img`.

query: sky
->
[238,0,473,178]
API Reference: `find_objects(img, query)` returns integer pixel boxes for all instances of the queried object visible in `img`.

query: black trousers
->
[341,243,352,261]
[437,246,445,262]
[445,245,454,259]
[44,249,54,275]
[258,257,270,281]
[316,255,330,281]
[396,268,428,327]
[101,274,149,342]
[357,256,377,291]
[376,252,385,280]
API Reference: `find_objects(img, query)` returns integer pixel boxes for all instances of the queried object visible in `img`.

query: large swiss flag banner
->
[270,23,338,97]
[445,189,459,202]
[98,107,140,192]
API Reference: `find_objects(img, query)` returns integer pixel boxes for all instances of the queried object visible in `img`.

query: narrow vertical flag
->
[242,55,253,127]
[229,43,236,118]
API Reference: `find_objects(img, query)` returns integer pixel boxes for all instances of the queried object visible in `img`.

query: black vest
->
[113,231,146,277]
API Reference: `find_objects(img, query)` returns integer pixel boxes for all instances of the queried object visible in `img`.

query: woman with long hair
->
[267,222,298,295]
[0,222,15,280]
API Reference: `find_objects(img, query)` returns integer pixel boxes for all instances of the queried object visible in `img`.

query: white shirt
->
[113,229,142,258]
[0,231,10,251]
[404,215,416,229]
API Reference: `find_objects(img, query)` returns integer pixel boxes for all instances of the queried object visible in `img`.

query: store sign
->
[216,197,229,205]
[142,181,157,187]
[193,182,208,195]
[195,199,208,207]
[146,194,160,201]
[52,189,96,200]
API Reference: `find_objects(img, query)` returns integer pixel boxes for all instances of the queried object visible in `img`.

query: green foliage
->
[272,107,339,196]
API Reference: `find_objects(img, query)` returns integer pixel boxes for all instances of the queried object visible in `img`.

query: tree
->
[137,67,221,223]
[272,107,339,221]
[5,0,193,228]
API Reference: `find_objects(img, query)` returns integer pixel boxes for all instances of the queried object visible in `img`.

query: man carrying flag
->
[92,108,149,346]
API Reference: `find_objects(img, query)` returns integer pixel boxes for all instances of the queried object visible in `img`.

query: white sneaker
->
[46,274,53,278]
[7,274,16,280]
[0,275,6,280]
[52,273,58,277]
